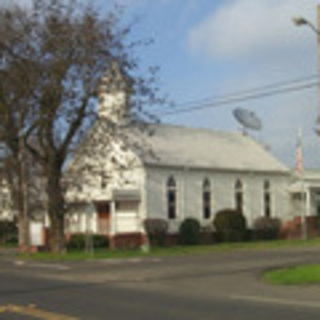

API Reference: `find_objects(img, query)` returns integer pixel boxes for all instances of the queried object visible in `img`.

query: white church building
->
[71,124,292,242]
[63,77,296,248]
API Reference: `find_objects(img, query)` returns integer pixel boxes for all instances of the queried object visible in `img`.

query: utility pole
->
[292,5,320,239]
[296,128,308,240]
[293,5,320,133]
[317,5,320,135]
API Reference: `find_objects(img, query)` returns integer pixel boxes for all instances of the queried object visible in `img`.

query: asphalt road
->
[0,246,320,319]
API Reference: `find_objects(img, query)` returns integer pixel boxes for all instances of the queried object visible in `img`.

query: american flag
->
[296,128,303,173]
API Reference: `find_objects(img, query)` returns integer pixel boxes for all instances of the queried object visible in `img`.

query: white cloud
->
[188,0,318,61]
[185,0,320,169]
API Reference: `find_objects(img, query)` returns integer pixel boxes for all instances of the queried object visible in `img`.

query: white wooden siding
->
[115,201,140,233]
[145,166,291,232]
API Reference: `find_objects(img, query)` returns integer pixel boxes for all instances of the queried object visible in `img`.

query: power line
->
[166,74,319,109]
[157,80,318,117]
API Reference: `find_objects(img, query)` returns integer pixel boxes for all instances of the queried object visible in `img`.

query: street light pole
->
[293,16,320,36]
[293,6,320,239]
[293,5,320,134]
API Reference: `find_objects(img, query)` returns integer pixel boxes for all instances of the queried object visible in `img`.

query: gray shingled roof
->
[131,124,289,173]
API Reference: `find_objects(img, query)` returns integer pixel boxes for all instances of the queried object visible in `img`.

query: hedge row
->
[2,212,282,249]
[144,209,282,247]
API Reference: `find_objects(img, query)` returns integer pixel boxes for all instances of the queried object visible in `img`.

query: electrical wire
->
[156,80,318,117]
[166,74,318,109]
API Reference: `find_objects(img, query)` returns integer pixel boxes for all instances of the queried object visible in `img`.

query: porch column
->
[109,201,116,249]
[301,185,311,240]
[85,203,95,255]
[85,203,96,233]
[305,187,312,238]
[306,188,311,218]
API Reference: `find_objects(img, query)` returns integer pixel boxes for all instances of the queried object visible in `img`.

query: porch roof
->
[112,189,141,201]
[289,170,320,193]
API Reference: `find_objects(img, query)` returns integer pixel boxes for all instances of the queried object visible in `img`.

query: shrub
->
[213,209,247,242]
[144,218,168,247]
[92,235,109,248]
[253,216,281,240]
[179,218,201,245]
[67,234,86,251]
[0,221,18,245]
[67,233,109,251]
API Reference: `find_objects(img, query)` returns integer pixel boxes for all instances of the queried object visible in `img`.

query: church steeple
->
[98,61,130,123]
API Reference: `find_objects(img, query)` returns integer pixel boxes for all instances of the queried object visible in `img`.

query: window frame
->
[235,179,243,213]
[203,178,211,219]
[264,180,271,217]
[167,176,177,219]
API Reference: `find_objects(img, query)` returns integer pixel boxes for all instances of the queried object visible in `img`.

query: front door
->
[96,202,110,234]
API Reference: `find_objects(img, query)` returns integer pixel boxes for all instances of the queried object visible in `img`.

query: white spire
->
[98,61,129,123]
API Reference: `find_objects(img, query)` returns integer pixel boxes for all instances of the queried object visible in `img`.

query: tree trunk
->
[18,213,30,252]
[46,163,65,253]
[49,212,65,253]
[16,159,30,252]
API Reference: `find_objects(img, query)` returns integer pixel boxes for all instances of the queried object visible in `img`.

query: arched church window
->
[235,179,243,213]
[264,180,271,217]
[203,178,211,219]
[167,176,177,219]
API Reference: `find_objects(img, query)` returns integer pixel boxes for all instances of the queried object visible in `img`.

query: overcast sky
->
[7,0,320,169]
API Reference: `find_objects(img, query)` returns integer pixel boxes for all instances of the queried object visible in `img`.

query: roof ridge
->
[150,122,242,136]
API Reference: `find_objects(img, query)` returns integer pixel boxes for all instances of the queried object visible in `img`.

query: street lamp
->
[292,16,320,36]
[292,10,320,240]
[293,9,320,135]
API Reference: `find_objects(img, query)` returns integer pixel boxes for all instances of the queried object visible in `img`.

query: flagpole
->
[296,128,307,240]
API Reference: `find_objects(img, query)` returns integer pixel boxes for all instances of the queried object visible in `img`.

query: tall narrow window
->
[203,178,211,219]
[235,179,243,213]
[264,180,271,217]
[167,176,177,219]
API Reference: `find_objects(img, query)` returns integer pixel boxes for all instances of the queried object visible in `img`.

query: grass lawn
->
[263,264,320,285]
[16,236,320,261]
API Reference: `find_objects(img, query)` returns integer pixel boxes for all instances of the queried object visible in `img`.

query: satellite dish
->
[233,108,262,131]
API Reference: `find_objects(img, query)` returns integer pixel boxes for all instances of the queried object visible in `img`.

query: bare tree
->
[0,0,162,252]
[0,45,36,250]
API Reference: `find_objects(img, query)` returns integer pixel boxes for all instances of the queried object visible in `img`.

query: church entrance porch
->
[94,190,143,249]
